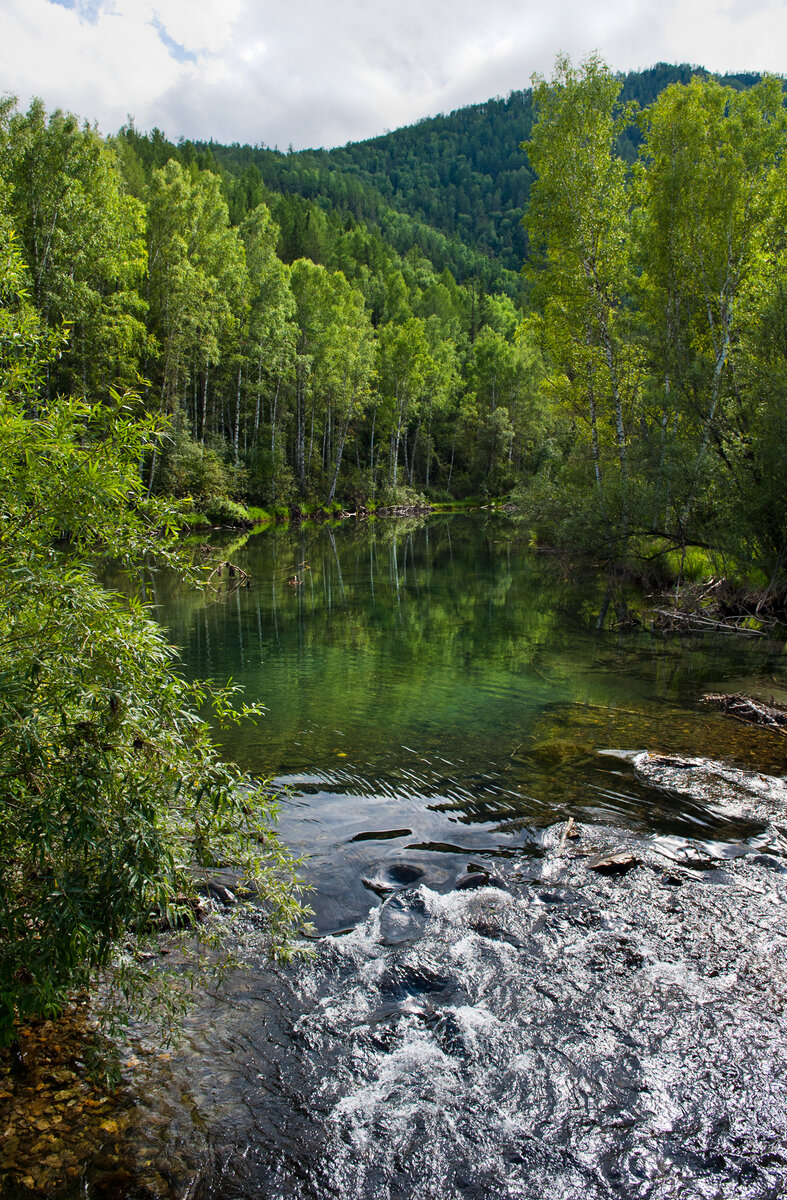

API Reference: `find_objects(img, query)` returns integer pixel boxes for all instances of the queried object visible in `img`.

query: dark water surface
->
[101,515,787,1199]
[141,515,787,933]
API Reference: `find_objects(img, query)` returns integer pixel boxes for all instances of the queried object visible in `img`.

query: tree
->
[2,99,149,401]
[468,325,540,487]
[0,211,306,1048]
[377,316,432,489]
[525,54,640,550]
[320,273,376,503]
[146,160,245,427]
[239,204,296,500]
[289,259,375,498]
[636,75,787,541]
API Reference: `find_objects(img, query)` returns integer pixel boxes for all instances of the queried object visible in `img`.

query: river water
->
[91,516,787,1197]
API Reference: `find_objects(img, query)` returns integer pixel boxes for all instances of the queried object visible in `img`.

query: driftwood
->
[653,608,765,637]
[557,817,580,855]
[207,559,251,598]
[374,504,434,516]
[701,692,787,734]
[588,852,640,877]
[652,575,787,635]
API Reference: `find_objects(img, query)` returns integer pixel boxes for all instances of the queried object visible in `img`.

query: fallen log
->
[207,559,252,600]
[208,559,251,585]
[701,692,787,734]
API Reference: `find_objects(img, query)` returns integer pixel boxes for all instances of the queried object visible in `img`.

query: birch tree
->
[637,75,787,531]
[524,54,639,548]
[3,99,148,400]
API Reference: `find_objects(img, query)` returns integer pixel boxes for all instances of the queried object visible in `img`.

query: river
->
[31,515,787,1198]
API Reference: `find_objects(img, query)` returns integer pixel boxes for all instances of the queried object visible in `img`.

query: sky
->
[0,0,785,150]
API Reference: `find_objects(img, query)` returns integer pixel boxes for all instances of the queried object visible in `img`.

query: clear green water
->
[67,515,787,1200]
[127,513,787,931]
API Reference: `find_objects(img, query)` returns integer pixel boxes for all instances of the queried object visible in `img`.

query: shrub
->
[246,505,272,524]
[157,431,232,504]
[203,496,252,526]
[0,223,307,1047]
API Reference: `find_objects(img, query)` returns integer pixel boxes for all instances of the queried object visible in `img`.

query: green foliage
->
[522,56,787,587]
[525,53,640,552]
[376,483,427,509]
[203,495,253,525]
[2,70,785,592]
[188,65,764,290]
[2,100,149,400]
[662,545,718,584]
[179,511,211,529]
[246,505,273,524]
[0,93,561,515]
[634,75,787,569]
[146,159,245,415]
[157,429,234,503]
[0,217,307,1046]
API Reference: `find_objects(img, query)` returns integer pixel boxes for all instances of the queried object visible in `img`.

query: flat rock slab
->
[588,852,640,876]
[632,751,787,820]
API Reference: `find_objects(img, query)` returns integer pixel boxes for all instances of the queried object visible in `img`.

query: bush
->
[0,223,307,1047]
[157,430,232,504]
[178,511,211,529]
[662,545,718,584]
[157,430,253,526]
[246,505,273,524]
[376,483,428,508]
[203,495,253,526]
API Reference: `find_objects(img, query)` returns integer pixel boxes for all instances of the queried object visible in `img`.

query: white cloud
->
[151,0,242,53]
[0,0,181,129]
[0,0,784,149]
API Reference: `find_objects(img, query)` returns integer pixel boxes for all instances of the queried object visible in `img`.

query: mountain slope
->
[200,64,764,285]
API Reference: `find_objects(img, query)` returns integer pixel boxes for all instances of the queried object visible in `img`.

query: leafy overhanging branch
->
[0,209,309,1049]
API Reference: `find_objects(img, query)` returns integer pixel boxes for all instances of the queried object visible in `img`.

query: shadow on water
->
[48,515,787,1198]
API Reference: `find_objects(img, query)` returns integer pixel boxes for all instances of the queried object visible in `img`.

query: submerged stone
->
[527,738,593,764]
[376,889,430,945]
[362,861,426,896]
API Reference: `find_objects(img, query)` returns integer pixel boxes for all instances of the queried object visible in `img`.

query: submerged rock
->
[205,881,238,906]
[527,737,593,764]
[454,867,507,891]
[364,997,436,1026]
[632,751,787,820]
[376,889,430,945]
[362,861,425,897]
[751,853,787,873]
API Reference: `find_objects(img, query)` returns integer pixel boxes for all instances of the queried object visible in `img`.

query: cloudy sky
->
[0,0,784,149]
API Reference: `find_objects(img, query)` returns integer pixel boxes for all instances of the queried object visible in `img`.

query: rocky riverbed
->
[3,752,787,1199]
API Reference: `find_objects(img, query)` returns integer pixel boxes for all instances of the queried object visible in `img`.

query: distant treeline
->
[0,59,784,590]
[176,64,762,285]
[0,95,543,518]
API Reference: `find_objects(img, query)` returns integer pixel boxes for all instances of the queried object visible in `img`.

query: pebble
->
[0,1008,144,1196]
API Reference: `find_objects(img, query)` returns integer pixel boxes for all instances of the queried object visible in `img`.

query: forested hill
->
[198,63,762,284]
[2,59,784,594]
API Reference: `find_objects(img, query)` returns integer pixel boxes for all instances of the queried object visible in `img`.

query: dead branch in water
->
[207,560,251,599]
[701,692,787,734]
[653,608,765,637]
